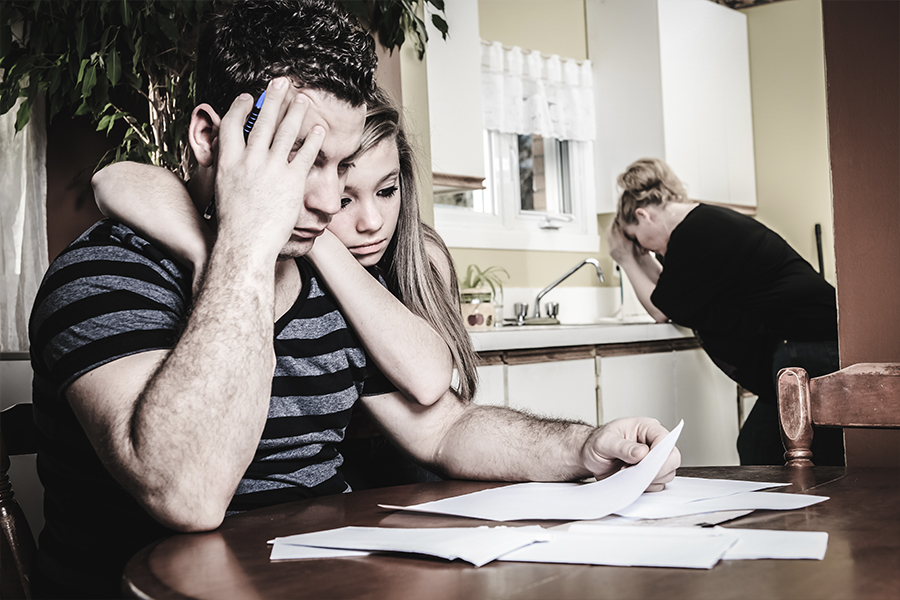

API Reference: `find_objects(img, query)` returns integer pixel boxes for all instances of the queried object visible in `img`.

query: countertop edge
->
[470,323,695,352]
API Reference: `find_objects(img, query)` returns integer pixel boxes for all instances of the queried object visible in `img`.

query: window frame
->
[434,131,599,252]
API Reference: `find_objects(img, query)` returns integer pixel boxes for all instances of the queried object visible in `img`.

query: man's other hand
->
[580,417,680,492]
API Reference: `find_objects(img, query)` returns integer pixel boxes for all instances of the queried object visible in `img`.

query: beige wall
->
[743,0,835,284]
[478,0,588,61]
[446,0,609,289]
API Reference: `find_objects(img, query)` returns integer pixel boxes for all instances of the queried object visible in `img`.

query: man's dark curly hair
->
[197,0,377,116]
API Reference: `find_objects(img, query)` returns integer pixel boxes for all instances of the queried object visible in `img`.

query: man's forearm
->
[364,390,679,490]
[434,404,594,482]
[120,245,276,529]
[364,391,593,482]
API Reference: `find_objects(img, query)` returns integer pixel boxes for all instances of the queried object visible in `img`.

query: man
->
[29,1,679,597]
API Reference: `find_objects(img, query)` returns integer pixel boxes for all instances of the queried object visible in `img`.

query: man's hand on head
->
[580,417,680,492]
[213,77,325,262]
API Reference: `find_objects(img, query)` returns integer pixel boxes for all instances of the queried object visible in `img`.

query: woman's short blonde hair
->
[615,158,688,226]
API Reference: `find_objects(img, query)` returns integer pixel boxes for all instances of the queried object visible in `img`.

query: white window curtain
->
[1,95,48,352]
[481,40,595,142]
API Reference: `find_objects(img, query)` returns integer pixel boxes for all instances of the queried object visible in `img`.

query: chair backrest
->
[777,363,900,466]
[1,403,39,599]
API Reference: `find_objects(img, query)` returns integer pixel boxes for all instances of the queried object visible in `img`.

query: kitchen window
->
[433,42,599,252]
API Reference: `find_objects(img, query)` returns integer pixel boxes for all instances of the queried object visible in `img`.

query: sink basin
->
[522,317,560,326]
[500,316,658,328]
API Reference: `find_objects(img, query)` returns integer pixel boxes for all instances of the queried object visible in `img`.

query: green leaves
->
[82,62,98,98]
[75,14,88,57]
[337,0,449,60]
[107,49,121,86]
[0,0,222,177]
[2,0,449,178]
[460,265,509,298]
[14,99,31,132]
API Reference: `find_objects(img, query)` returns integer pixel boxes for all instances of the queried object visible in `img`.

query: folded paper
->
[380,420,684,521]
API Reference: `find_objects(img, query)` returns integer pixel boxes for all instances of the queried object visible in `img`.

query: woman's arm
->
[92,162,213,291]
[607,221,668,323]
[306,230,453,406]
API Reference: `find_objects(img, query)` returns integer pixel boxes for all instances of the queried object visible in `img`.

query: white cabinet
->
[507,359,598,426]
[598,352,678,426]
[598,349,739,466]
[472,362,506,408]
[673,349,741,466]
[425,0,485,190]
[476,341,740,466]
[587,0,757,213]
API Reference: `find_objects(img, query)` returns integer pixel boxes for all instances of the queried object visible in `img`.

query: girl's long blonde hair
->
[363,88,479,401]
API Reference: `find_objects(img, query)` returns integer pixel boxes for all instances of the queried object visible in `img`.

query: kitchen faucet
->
[533,258,605,319]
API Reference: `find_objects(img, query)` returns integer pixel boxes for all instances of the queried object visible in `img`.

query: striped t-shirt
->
[29,220,390,597]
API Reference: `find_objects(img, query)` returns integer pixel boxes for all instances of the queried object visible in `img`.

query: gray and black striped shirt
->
[29,220,390,596]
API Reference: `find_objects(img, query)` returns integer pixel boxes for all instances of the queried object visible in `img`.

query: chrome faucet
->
[533,258,605,319]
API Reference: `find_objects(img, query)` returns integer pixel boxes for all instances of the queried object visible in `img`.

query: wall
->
[446,0,612,292]
[477,0,588,61]
[821,0,900,466]
[743,0,835,284]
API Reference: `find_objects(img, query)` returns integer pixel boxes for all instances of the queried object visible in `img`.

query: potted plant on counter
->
[459,264,508,330]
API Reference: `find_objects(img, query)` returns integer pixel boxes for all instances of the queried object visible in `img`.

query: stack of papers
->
[269,525,828,568]
[271,526,551,566]
[269,422,830,568]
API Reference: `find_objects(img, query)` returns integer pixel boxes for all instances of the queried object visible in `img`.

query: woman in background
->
[608,158,843,465]
[92,88,479,486]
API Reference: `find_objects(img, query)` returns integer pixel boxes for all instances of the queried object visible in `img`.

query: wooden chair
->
[777,363,900,466]
[1,403,39,599]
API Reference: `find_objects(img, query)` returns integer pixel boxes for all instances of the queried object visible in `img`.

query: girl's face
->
[328,138,402,267]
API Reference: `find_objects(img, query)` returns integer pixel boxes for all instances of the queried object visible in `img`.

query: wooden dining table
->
[123,466,900,600]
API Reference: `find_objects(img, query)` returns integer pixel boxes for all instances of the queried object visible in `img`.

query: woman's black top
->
[650,204,837,397]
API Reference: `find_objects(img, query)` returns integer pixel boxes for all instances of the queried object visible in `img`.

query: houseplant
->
[0,0,447,179]
[459,264,509,330]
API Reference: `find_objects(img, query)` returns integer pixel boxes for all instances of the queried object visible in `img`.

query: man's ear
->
[189,104,221,168]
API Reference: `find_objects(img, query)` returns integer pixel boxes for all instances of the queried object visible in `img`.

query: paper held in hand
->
[380,420,685,521]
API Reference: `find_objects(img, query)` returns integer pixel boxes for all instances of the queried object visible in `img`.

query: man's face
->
[278,87,366,259]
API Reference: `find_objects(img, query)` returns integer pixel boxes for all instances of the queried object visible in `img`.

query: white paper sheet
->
[633,476,788,502]
[614,491,829,519]
[268,526,552,567]
[565,510,755,529]
[721,528,829,560]
[380,420,684,521]
[270,543,369,561]
[499,526,738,569]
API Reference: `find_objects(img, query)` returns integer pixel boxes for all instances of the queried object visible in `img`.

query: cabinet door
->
[599,349,740,466]
[673,349,740,466]
[659,0,756,207]
[587,0,757,211]
[507,359,598,426]
[472,364,507,408]
[598,353,678,428]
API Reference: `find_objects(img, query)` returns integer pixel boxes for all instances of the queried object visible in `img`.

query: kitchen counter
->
[469,320,695,353]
